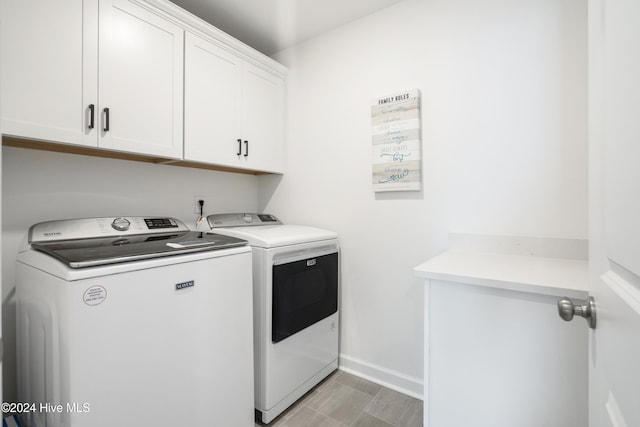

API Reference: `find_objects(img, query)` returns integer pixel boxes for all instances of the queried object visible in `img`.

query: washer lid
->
[31,231,248,268]
[212,225,338,248]
[25,217,248,268]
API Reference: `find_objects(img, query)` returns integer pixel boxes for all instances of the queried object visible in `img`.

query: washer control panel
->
[111,217,131,231]
[144,218,179,229]
[29,217,188,243]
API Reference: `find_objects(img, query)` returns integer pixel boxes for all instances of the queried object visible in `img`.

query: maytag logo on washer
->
[175,280,195,291]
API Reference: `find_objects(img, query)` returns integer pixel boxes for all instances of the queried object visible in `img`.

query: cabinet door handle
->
[244,140,249,157]
[237,139,242,156]
[103,107,110,132]
[88,104,95,129]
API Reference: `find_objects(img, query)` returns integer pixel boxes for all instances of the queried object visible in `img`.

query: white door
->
[98,0,183,158]
[0,0,98,147]
[241,63,285,173]
[588,0,640,426]
[183,32,242,166]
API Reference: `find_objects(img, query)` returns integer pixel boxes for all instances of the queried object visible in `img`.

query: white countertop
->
[414,251,589,298]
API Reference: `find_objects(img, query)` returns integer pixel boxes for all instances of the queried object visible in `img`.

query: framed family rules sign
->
[371,89,421,192]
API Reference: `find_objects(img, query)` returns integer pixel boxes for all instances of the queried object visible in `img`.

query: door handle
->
[244,140,249,157]
[557,296,596,329]
[237,139,242,156]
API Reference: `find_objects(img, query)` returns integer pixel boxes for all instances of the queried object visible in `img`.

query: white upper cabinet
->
[1,0,184,158]
[98,0,184,158]
[1,0,286,172]
[184,33,285,173]
[1,0,183,158]
[240,63,285,173]
[184,33,242,166]
[1,0,95,146]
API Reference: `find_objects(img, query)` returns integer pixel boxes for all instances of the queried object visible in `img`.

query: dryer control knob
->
[242,214,253,223]
[112,217,131,231]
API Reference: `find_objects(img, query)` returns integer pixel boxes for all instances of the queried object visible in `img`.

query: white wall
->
[261,0,587,397]
[1,145,258,401]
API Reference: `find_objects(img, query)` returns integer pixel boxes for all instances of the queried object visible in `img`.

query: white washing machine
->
[208,213,340,424]
[15,217,255,427]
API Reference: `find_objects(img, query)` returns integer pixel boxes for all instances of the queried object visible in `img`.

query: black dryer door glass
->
[272,252,338,343]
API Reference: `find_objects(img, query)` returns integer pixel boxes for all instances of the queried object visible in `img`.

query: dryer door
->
[272,251,338,343]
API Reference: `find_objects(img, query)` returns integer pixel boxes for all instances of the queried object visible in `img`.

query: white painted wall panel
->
[263,0,587,395]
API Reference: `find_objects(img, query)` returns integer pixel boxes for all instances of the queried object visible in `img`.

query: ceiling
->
[169,0,407,55]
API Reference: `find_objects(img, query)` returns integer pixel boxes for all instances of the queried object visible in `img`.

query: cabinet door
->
[98,0,183,158]
[184,33,242,166]
[241,63,285,173]
[1,0,98,146]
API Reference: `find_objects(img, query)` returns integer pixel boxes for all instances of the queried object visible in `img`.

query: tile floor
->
[255,370,423,427]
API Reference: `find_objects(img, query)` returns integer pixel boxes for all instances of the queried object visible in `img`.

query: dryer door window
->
[272,252,338,343]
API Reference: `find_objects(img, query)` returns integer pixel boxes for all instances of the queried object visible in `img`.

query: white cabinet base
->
[424,279,588,427]
[416,245,589,427]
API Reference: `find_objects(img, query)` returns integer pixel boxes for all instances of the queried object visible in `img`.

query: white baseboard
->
[338,353,424,400]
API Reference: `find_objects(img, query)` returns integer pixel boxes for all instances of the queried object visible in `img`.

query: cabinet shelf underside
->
[2,136,273,176]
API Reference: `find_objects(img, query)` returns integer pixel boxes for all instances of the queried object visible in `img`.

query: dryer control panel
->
[208,213,282,228]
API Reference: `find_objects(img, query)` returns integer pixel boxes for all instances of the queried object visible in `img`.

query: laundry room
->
[3,0,631,425]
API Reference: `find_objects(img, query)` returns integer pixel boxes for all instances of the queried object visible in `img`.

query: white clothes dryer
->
[16,217,255,427]
[208,213,339,424]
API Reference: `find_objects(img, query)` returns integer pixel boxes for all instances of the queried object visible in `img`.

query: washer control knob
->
[111,217,131,231]
[242,214,253,223]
